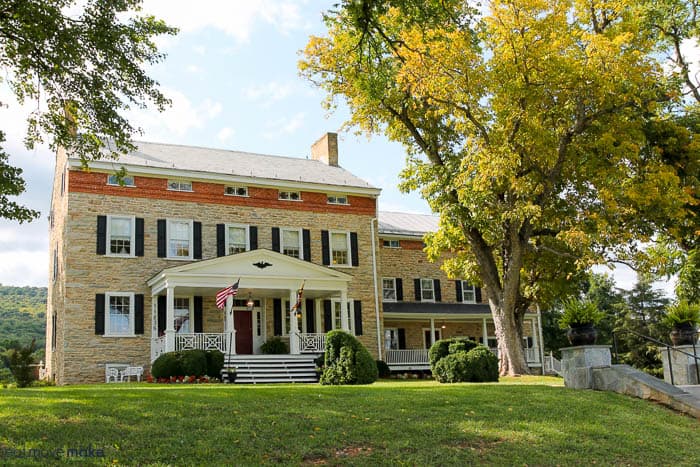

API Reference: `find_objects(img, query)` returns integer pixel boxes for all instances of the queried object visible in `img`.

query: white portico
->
[147,249,353,361]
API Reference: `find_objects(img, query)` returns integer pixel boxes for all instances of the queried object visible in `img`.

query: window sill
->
[165,257,195,261]
[278,199,303,202]
[103,334,139,338]
[106,183,136,188]
[224,193,249,198]
[167,189,194,193]
[329,264,352,268]
[105,254,137,259]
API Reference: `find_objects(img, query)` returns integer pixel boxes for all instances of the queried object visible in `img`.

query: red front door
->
[234,310,253,354]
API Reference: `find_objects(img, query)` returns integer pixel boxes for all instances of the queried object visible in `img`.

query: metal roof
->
[89,140,377,191]
[378,211,439,237]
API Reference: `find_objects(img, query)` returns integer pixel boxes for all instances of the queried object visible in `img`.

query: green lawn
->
[1,377,698,465]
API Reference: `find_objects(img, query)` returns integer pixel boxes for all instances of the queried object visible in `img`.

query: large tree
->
[0,0,176,222]
[301,0,694,374]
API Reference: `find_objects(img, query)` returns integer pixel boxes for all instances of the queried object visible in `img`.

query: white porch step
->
[222,354,320,384]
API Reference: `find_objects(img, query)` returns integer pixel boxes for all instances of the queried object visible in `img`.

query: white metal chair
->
[120,366,144,382]
[105,367,120,383]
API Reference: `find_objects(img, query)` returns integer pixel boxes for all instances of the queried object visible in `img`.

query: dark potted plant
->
[558,298,605,346]
[663,300,700,346]
[220,366,236,383]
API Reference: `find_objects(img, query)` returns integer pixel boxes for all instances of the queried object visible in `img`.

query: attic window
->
[383,240,400,248]
[279,191,301,201]
[168,180,193,192]
[327,194,349,205]
[225,186,248,197]
[107,174,135,187]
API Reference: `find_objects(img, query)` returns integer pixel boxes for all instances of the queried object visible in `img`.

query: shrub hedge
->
[261,337,288,354]
[205,350,224,378]
[376,360,391,378]
[432,345,499,383]
[151,349,224,379]
[320,330,377,385]
[428,337,478,368]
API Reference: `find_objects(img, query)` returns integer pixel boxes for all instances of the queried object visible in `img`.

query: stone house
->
[45,133,544,384]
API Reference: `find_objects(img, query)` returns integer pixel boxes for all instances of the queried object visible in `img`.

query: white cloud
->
[0,250,48,287]
[185,64,203,74]
[141,0,304,44]
[243,81,294,107]
[217,127,235,144]
[262,112,305,139]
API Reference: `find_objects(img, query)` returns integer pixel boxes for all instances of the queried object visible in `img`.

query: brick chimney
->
[311,132,338,167]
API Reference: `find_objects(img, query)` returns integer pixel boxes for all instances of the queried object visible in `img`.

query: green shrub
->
[320,330,377,385]
[7,339,36,388]
[205,350,224,378]
[663,300,700,327]
[376,360,391,378]
[428,337,478,368]
[151,352,182,379]
[432,345,499,383]
[261,337,288,354]
[559,298,605,329]
[180,349,207,376]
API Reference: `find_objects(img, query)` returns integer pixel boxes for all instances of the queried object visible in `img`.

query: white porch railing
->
[151,335,166,362]
[298,333,326,353]
[544,352,562,375]
[385,349,430,366]
[175,333,229,353]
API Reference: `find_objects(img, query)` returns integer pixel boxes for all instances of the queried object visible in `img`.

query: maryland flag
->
[291,281,305,313]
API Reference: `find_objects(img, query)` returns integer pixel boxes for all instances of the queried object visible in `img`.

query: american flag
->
[216,279,239,309]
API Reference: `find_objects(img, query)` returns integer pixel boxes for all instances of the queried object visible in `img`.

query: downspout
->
[536,303,545,375]
[370,211,382,360]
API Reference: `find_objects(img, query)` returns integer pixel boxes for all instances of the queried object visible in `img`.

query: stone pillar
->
[660,345,700,385]
[560,345,612,389]
[165,286,175,352]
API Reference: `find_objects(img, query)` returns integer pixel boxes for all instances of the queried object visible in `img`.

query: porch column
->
[530,319,538,363]
[165,286,175,352]
[225,295,236,355]
[289,289,300,354]
[482,317,488,347]
[340,289,349,332]
[430,318,436,346]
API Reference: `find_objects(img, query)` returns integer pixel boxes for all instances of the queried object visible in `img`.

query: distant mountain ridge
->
[0,285,47,349]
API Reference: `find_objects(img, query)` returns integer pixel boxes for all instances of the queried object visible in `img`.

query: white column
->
[165,286,175,352]
[482,317,488,347]
[430,318,436,347]
[289,289,299,354]
[530,319,538,363]
[340,289,349,332]
[225,295,236,355]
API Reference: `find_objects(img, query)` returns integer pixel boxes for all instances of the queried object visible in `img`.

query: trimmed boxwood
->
[320,330,378,385]
[151,352,182,379]
[428,337,478,369]
[152,349,223,379]
[261,337,288,354]
[376,360,391,378]
[206,350,224,378]
[432,345,499,383]
[180,349,207,376]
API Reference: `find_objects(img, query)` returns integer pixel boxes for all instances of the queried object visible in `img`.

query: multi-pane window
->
[461,281,476,303]
[226,225,248,254]
[108,216,134,256]
[107,294,132,336]
[168,220,192,258]
[327,194,348,205]
[225,186,248,197]
[174,298,190,334]
[278,191,301,201]
[107,174,135,186]
[282,300,304,335]
[332,300,354,334]
[382,278,397,301]
[53,247,58,282]
[331,232,350,266]
[281,228,301,258]
[382,239,400,248]
[167,180,193,192]
[420,278,435,302]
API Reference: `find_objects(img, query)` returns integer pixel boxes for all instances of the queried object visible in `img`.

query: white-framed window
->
[167,219,193,259]
[382,239,400,248]
[278,190,301,201]
[384,328,399,350]
[461,281,477,303]
[282,299,305,335]
[330,231,351,266]
[52,247,58,282]
[327,194,349,205]
[107,174,135,187]
[332,300,355,334]
[105,292,134,336]
[281,227,302,259]
[174,297,192,334]
[107,215,135,257]
[167,180,193,192]
[225,224,249,255]
[225,185,248,197]
[420,278,435,302]
[382,278,397,301]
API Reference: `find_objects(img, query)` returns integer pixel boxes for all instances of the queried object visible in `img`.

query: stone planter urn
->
[567,323,597,346]
[670,323,697,346]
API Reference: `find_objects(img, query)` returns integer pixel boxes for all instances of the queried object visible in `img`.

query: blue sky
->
[0,0,676,294]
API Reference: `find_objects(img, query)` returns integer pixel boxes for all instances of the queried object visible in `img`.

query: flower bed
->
[146,375,220,384]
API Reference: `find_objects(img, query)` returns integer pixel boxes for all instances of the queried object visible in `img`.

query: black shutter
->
[323,300,332,332]
[321,230,330,265]
[434,279,441,302]
[134,294,144,334]
[414,279,421,301]
[216,224,225,257]
[396,278,403,301]
[398,328,406,350]
[135,218,144,257]
[157,219,166,257]
[194,296,203,333]
[193,221,202,259]
[350,232,359,266]
[305,299,315,332]
[272,227,280,252]
[249,226,258,250]
[157,296,166,335]
[273,299,282,336]
[95,294,105,335]
[96,216,107,255]
[475,287,482,303]
[456,280,463,302]
[353,300,363,336]
[302,229,311,262]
